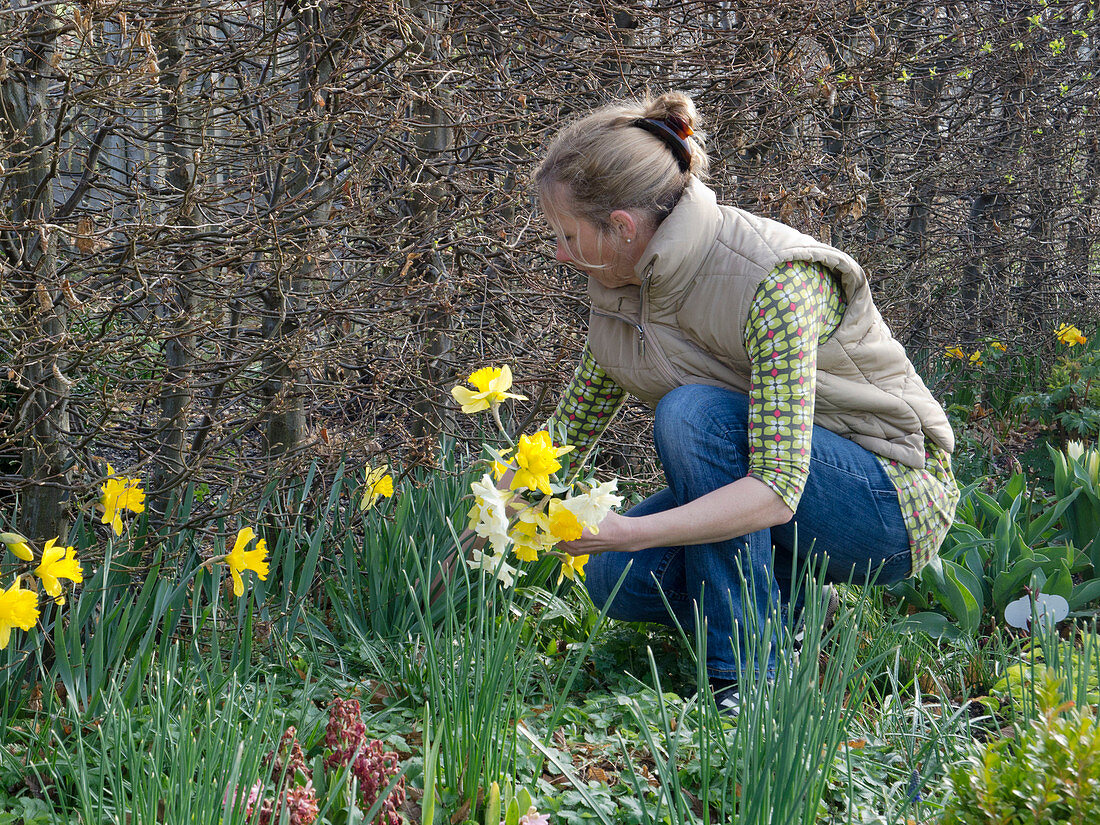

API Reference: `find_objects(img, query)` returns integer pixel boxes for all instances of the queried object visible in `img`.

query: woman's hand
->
[557,510,639,556]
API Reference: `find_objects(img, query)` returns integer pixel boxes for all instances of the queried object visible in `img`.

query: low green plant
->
[1015,334,1100,442]
[990,622,1100,723]
[322,449,472,647]
[888,472,1091,640]
[941,671,1100,825]
[1050,440,1100,575]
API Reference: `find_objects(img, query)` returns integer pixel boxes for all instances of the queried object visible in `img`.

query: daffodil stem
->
[490,403,514,447]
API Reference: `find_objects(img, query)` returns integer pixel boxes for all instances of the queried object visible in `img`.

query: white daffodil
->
[563,478,623,533]
[467,474,512,555]
[466,547,517,588]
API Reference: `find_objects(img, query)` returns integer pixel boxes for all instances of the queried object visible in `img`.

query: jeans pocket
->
[874,546,913,584]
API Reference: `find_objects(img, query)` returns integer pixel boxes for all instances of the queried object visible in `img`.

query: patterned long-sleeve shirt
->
[547,260,958,574]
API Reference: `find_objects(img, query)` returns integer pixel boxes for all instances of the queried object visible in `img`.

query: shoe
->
[792,585,839,651]
[710,678,742,717]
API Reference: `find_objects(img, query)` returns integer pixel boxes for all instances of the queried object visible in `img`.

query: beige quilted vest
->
[587,178,954,468]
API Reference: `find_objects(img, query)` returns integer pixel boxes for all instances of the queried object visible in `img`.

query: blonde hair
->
[534,91,710,235]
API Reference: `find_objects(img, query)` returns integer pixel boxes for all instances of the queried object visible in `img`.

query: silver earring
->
[626,238,632,244]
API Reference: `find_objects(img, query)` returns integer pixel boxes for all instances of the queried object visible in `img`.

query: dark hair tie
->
[632,117,693,172]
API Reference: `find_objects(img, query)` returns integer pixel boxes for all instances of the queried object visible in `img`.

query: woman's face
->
[543,192,646,289]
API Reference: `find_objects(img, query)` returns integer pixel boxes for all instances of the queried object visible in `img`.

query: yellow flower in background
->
[510,431,574,496]
[1,532,33,562]
[224,527,269,597]
[547,498,583,542]
[1056,323,1087,347]
[990,341,1007,352]
[99,464,146,536]
[944,346,967,360]
[968,350,983,366]
[33,538,83,605]
[557,552,589,584]
[360,464,394,510]
[451,365,527,414]
[0,577,39,650]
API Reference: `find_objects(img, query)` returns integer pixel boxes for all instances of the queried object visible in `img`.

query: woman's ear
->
[609,209,638,244]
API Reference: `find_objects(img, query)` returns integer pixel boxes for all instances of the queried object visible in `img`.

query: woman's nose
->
[555,240,571,263]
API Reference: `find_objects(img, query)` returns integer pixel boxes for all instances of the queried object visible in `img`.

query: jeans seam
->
[653,550,688,602]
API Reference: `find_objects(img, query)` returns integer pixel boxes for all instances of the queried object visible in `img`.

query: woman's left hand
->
[558,510,639,556]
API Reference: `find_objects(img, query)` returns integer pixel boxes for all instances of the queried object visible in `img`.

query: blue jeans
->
[584,385,912,682]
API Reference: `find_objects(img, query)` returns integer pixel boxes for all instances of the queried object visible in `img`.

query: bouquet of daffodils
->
[452,365,622,587]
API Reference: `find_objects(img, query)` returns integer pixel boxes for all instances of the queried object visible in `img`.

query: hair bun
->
[645,92,701,141]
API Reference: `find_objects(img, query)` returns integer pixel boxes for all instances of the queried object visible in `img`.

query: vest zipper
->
[638,266,683,387]
[592,307,646,353]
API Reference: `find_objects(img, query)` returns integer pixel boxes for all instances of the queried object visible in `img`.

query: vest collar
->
[633,177,724,296]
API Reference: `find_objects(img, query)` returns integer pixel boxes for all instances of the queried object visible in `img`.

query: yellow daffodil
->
[944,346,967,360]
[557,552,589,584]
[1,532,33,562]
[491,456,511,481]
[33,538,83,605]
[968,350,983,366]
[510,432,574,496]
[509,505,557,562]
[546,498,584,542]
[224,527,269,597]
[0,577,40,650]
[360,464,394,510]
[99,464,146,536]
[509,518,543,563]
[990,341,1007,352]
[451,365,527,414]
[1056,323,1088,347]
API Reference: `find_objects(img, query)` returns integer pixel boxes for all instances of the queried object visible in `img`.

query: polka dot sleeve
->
[545,343,628,457]
[744,260,845,511]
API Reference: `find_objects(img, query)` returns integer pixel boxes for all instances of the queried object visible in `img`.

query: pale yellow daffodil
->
[1,532,33,562]
[451,365,527,414]
[360,465,395,510]
[561,480,623,534]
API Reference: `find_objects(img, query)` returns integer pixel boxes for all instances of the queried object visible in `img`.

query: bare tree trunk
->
[260,1,353,459]
[406,0,455,446]
[1,7,69,542]
[150,7,199,515]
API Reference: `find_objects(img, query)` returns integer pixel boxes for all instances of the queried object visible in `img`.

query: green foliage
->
[2,644,287,824]
[1015,335,1100,442]
[889,471,1091,640]
[942,673,1100,825]
[1050,440,1100,574]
